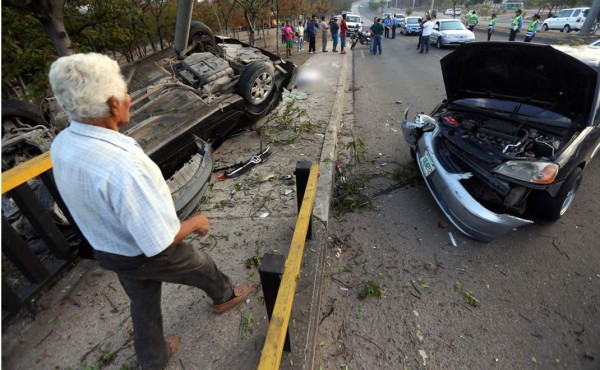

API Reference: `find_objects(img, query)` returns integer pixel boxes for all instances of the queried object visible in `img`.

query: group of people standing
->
[281,14,349,57]
[473,9,541,43]
[507,9,542,42]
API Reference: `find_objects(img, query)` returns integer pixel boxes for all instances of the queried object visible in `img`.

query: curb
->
[304,49,352,369]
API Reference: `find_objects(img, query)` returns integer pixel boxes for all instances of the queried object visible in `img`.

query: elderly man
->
[48,53,250,370]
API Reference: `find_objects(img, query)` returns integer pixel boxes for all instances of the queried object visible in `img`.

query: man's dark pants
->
[95,242,233,370]
[488,29,493,41]
[509,29,518,41]
[309,34,316,52]
[392,25,396,38]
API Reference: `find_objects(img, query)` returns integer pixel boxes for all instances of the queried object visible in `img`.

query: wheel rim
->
[559,177,581,215]
[437,38,442,48]
[563,25,570,32]
[250,72,273,104]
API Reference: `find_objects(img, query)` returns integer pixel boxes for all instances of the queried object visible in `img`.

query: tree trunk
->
[578,0,600,36]
[4,0,73,56]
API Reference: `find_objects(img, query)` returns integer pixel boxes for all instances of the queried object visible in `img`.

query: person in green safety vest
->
[508,9,523,41]
[524,14,541,42]
[467,11,478,31]
[487,13,497,41]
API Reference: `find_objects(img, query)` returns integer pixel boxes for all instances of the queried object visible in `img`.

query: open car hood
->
[440,42,599,126]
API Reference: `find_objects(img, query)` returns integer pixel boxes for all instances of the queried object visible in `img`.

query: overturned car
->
[402,42,600,242]
[2,22,297,220]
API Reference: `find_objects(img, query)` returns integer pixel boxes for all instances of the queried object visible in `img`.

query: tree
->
[4,0,72,56]
[233,0,271,45]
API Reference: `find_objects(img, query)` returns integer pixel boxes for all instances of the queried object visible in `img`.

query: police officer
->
[524,14,541,42]
[488,13,497,41]
[467,10,478,31]
[509,9,523,41]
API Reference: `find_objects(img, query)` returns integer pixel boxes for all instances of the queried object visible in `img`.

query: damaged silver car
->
[402,43,600,242]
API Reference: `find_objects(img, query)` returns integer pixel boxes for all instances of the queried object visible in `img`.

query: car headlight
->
[440,32,447,37]
[494,161,559,184]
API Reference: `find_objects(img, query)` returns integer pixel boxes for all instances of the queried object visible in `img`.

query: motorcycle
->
[350,30,370,50]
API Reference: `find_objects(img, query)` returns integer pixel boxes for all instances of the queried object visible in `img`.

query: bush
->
[369,1,379,11]
[406,7,413,16]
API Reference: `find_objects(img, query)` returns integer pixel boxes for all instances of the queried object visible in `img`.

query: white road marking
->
[361,50,365,59]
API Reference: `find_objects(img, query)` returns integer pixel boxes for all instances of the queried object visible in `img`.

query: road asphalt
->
[1,45,349,370]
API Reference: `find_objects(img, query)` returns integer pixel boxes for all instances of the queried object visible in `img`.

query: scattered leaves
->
[358,281,384,300]
[454,281,480,307]
[240,312,253,340]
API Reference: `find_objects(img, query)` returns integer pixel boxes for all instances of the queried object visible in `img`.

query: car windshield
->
[441,21,466,31]
[407,18,419,24]
[452,98,572,127]
[347,16,360,23]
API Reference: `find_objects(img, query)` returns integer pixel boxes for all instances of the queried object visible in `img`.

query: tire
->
[188,21,215,45]
[436,37,443,49]
[351,37,359,50]
[237,61,274,106]
[2,100,48,131]
[531,167,582,221]
[563,24,571,33]
[542,23,548,31]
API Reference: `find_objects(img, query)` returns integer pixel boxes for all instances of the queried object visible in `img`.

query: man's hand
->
[169,213,210,247]
[190,213,210,236]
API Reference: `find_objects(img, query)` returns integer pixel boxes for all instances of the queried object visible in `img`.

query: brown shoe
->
[212,282,251,314]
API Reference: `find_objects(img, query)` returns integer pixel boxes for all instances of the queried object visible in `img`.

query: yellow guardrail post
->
[2,152,52,194]
[258,162,319,370]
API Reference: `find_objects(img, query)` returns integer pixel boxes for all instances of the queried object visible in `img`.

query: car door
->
[431,22,441,43]
[549,9,573,29]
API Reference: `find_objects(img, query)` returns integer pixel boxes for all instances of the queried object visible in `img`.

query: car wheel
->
[436,37,442,49]
[542,23,548,31]
[563,24,571,33]
[188,21,215,45]
[531,167,582,221]
[238,61,275,106]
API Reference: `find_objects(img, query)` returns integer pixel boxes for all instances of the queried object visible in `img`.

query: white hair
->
[48,53,127,121]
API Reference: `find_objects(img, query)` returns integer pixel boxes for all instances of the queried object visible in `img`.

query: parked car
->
[444,9,454,16]
[383,12,393,20]
[400,16,422,35]
[590,39,600,46]
[346,14,362,34]
[542,7,589,32]
[2,21,297,220]
[402,42,600,242]
[430,19,475,48]
[454,8,462,15]
[394,13,406,23]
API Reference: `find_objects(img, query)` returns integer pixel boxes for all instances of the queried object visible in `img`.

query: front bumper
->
[441,37,475,46]
[402,120,532,242]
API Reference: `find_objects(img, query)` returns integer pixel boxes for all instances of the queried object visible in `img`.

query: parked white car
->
[430,19,475,48]
[454,8,462,16]
[542,7,589,32]
[444,9,454,15]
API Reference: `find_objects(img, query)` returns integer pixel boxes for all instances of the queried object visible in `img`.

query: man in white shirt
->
[419,15,433,54]
[49,53,250,370]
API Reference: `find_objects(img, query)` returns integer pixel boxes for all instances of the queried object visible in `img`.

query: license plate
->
[420,151,435,177]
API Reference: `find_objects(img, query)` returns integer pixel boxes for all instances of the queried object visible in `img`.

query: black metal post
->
[259,253,291,352]
[294,160,313,240]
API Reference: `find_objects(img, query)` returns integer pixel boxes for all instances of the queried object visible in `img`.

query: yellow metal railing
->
[2,152,53,194]
[258,163,319,370]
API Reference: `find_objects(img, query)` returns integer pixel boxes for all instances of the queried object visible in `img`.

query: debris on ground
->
[448,232,457,247]
[424,262,437,271]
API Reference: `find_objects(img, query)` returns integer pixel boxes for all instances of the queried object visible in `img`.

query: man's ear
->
[107,96,119,116]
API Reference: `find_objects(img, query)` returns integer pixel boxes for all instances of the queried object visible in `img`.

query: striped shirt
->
[50,121,180,257]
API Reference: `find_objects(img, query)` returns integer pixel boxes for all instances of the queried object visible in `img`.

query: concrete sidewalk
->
[1,49,351,369]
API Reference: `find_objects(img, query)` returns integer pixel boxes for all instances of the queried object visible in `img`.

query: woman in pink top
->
[284,20,294,58]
